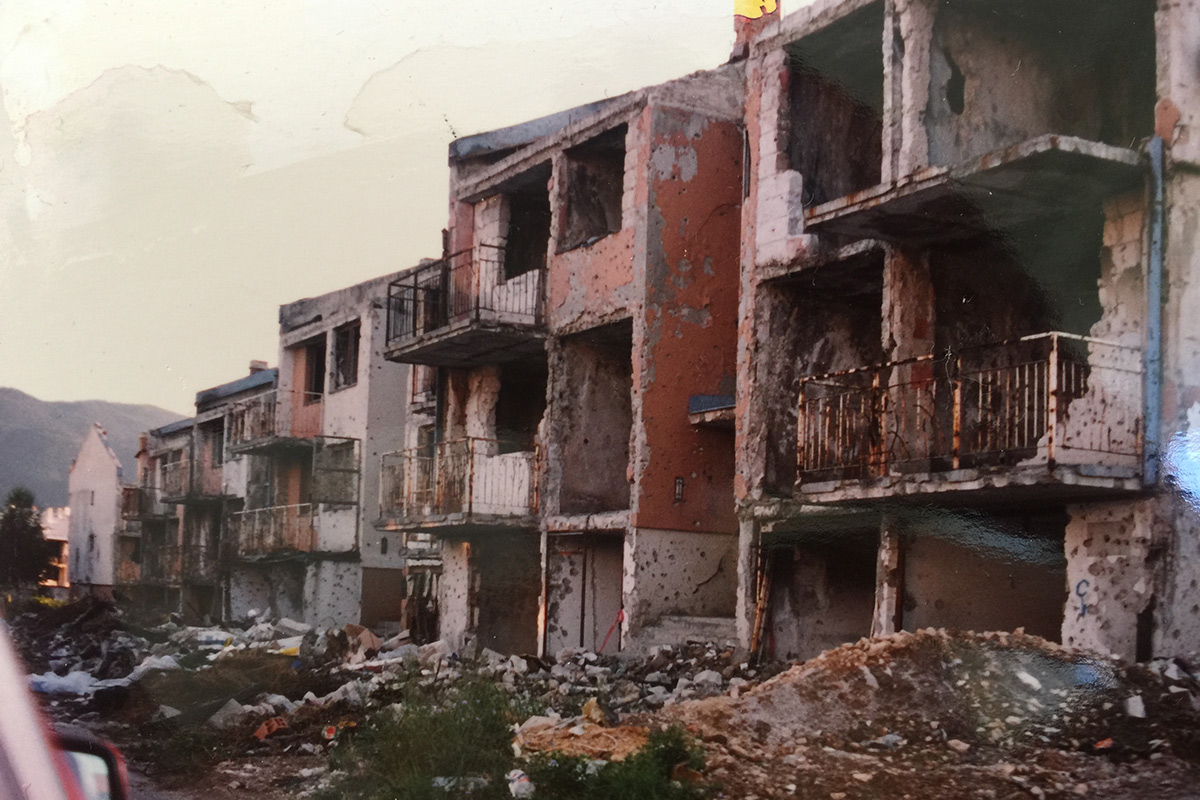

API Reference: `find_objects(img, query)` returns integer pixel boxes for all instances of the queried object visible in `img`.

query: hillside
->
[0,387,186,507]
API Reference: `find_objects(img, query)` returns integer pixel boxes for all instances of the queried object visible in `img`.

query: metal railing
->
[226,503,317,556]
[227,390,323,449]
[386,244,544,347]
[798,332,1144,483]
[380,437,539,520]
[141,545,182,584]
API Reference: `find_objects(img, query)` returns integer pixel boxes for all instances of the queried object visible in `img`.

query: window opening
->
[332,320,361,390]
[558,125,626,252]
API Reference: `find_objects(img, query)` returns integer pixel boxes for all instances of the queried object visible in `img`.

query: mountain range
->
[0,387,186,507]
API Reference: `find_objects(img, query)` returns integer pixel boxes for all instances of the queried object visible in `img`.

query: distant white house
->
[67,424,125,599]
[39,506,70,597]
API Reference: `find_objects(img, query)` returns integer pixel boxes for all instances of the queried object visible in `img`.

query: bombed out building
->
[118,0,1200,660]
[380,67,749,655]
[734,0,1200,663]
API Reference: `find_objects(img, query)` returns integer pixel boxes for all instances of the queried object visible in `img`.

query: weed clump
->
[319,680,515,799]
[524,726,712,800]
[317,680,713,799]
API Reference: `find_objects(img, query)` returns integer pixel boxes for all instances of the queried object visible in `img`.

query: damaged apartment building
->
[734,0,1200,663]
[220,274,419,629]
[125,274,430,631]
[122,365,277,620]
[115,0,1200,660]
[379,66,748,656]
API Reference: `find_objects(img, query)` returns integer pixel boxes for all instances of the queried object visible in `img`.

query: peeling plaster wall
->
[635,107,742,533]
[304,559,361,628]
[904,529,1066,643]
[228,563,304,622]
[1062,502,1159,659]
[766,540,876,661]
[545,114,643,332]
[555,330,634,515]
[925,2,1155,167]
[623,528,737,643]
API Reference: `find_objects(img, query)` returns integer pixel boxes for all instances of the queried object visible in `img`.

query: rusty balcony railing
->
[227,390,323,451]
[798,332,1143,484]
[380,437,539,522]
[226,503,317,557]
[386,244,544,348]
[141,545,182,585]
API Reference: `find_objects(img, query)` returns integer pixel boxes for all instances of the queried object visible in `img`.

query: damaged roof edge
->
[195,368,278,409]
[454,64,746,203]
[449,96,631,162]
[151,417,196,437]
[751,0,881,55]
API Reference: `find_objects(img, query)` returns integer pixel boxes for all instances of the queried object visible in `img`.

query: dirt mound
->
[666,629,1200,798]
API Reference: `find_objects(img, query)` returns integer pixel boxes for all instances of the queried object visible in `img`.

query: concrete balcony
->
[121,486,174,520]
[227,390,323,455]
[385,244,546,367]
[378,437,539,531]
[797,332,1144,504]
[226,503,317,557]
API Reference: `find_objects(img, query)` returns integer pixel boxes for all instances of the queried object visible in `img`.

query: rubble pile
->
[667,629,1200,798]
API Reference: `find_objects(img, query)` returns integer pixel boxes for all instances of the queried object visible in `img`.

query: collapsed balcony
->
[385,244,546,367]
[226,390,323,455]
[225,504,317,557]
[378,437,539,529]
[798,332,1144,502]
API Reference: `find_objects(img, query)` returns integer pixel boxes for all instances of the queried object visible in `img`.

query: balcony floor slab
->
[804,135,1143,245]
[797,463,1145,508]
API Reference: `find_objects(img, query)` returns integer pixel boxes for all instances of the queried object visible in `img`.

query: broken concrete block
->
[418,640,451,669]
[276,618,313,636]
[1125,695,1146,718]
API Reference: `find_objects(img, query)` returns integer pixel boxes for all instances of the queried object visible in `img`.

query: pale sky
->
[0,0,783,415]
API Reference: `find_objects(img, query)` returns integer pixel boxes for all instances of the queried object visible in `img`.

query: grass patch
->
[318,680,515,799]
[317,679,714,800]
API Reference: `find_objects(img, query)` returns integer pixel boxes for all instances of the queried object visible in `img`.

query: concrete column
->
[736,515,762,651]
[871,515,904,636]
[882,248,935,361]
[464,366,501,441]
[894,0,935,177]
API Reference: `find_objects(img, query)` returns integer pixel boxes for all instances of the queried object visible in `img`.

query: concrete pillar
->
[871,515,905,636]
[465,366,501,441]
[736,515,762,651]
[882,248,935,361]
[893,0,935,177]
